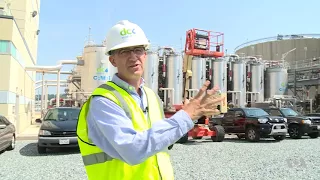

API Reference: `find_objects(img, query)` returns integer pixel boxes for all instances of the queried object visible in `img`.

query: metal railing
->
[234,34,320,52]
[287,57,320,69]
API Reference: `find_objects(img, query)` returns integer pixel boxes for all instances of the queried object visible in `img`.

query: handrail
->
[234,34,320,52]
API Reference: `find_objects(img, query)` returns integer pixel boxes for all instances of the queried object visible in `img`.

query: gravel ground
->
[0,136,320,180]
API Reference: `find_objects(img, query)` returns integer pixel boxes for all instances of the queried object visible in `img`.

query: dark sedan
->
[35,107,80,153]
[0,115,16,152]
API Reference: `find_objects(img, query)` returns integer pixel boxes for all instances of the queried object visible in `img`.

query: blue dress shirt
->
[86,74,194,165]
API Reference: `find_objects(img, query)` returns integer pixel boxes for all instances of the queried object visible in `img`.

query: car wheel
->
[308,132,319,139]
[273,135,286,141]
[288,124,302,139]
[37,145,46,154]
[6,135,16,150]
[210,125,225,142]
[245,126,260,142]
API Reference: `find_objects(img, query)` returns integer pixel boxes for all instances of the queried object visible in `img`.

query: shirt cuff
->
[170,110,195,134]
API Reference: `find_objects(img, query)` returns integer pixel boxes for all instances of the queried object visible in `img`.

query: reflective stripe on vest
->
[82,151,114,166]
[98,83,132,119]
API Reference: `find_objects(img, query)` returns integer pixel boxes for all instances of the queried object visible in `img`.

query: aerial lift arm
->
[182,28,224,101]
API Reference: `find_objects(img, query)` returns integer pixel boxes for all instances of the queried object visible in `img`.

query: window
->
[235,111,244,117]
[0,40,9,53]
[44,108,81,121]
[269,110,282,116]
[280,108,299,117]
[0,118,5,125]
[10,43,16,57]
[1,116,11,125]
[226,110,235,117]
[244,108,269,117]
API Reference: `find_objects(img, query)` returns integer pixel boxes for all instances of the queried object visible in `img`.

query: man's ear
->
[109,55,117,67]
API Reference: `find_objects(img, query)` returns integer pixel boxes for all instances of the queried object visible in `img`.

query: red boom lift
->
[165,28,225,143]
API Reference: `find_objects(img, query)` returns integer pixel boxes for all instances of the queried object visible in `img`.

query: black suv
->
[263,107,320,139]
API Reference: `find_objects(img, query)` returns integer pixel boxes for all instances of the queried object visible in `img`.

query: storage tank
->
[265,67,288,99]
[212,58,228,112]
[143,50,159,93]
[232,60,246,107]
[165,52,183,105]
[250,62,265,102]
[81,45,111,93]
[212,58,227,94]
[190,57,206,97]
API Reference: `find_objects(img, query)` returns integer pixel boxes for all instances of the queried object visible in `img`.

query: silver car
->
[0,115,15,152]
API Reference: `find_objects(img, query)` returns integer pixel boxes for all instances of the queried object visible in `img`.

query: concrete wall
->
[235,38,320,67]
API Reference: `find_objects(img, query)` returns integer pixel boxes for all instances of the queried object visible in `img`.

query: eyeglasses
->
[117,47,145,57]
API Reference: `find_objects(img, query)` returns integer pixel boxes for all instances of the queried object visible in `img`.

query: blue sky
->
[36,0,318,93]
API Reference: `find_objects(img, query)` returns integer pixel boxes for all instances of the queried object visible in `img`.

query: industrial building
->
[1,0,319,136]
[235,34,320,104]
[0,0,39,133]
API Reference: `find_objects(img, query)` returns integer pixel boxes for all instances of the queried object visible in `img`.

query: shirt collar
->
[111,73,145,93]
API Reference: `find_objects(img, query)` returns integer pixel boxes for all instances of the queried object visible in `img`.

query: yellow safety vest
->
[76,81,174,180]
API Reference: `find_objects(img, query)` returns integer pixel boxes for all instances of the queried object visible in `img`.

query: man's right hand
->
[182,81,223,121]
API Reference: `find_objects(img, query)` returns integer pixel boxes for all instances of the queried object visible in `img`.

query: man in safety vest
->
[76,20,223,180]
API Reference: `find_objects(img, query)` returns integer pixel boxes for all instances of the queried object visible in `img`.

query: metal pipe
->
[225,54,240,59]
[25,60,78,72]
[41,72,44,110]
[44,82,48,109]
[36,80,68,84]
[35,83,68,90]
[45,71,73,75]
[56,70,61,107]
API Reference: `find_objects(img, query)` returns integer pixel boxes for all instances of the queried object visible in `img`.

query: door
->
[0,118,10,151]
[234,110,246,132]
[223,110,235,132]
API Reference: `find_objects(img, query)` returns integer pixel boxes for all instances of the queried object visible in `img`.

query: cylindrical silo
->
[211,57,228,112]
[212,58,227,94]
[190,57,206,97]
[250,62,265,102]
[81,45,111,93]
[265,67,288,99]
[165,52,183,105]
[232,60,246,107]
[143,50,159,93]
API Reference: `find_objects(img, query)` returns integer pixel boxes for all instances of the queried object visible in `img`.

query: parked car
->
[35,107,80,153]
[211,107,288,142]
[0,115,16,152]
[305,113,320,117]
[263,107,320,139]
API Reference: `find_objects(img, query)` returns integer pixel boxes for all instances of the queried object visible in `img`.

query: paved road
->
[0,136,319,180]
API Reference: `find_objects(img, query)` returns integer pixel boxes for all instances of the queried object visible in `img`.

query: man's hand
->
[182,81,223,120]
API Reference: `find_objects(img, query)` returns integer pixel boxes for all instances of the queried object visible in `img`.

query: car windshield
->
[244,108,269,117]
[280,108,299,117]
[43,108,80,121]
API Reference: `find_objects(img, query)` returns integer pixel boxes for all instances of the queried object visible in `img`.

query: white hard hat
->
[105,20,150,55]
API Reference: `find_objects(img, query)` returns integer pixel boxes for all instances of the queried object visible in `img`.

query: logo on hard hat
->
[120,28,136,36]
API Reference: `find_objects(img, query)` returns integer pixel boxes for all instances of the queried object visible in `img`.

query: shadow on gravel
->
[181,137,284,145]
[19,142,80,157]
